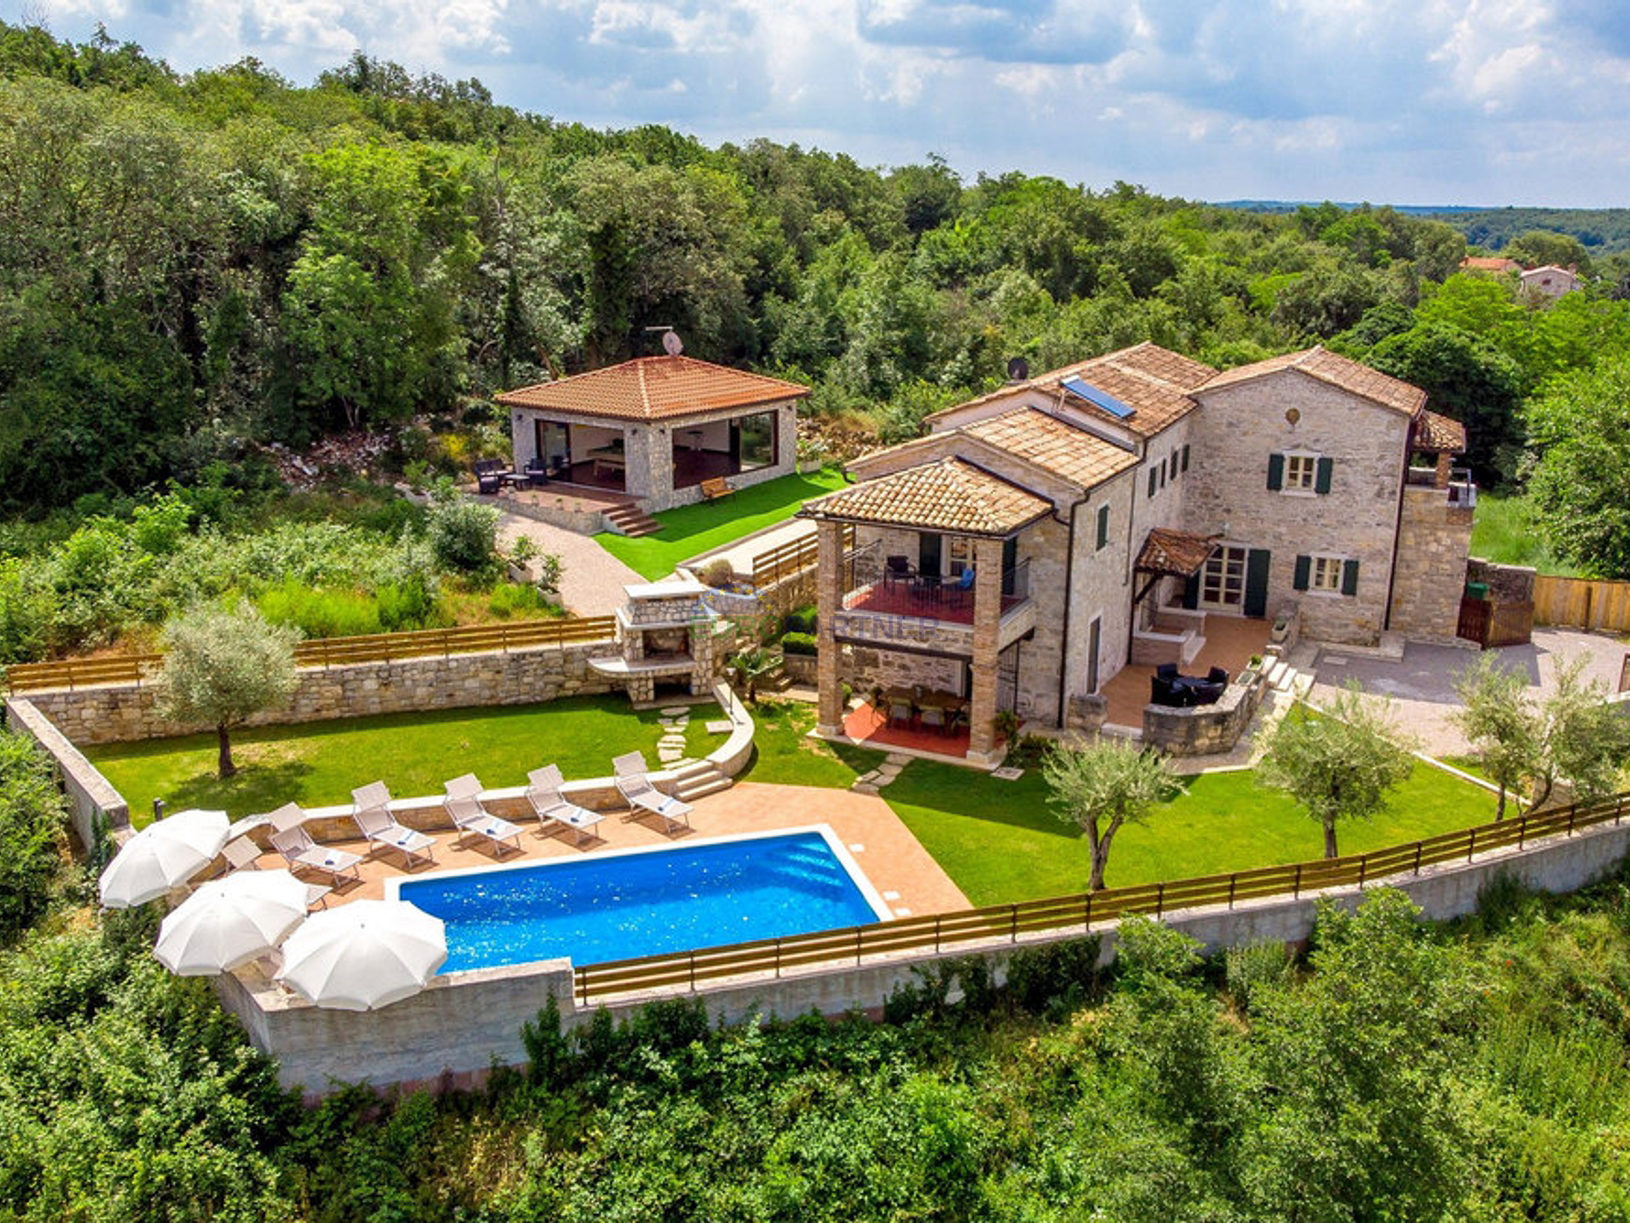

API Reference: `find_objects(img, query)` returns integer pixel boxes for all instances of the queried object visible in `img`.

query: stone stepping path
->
[851,752,912,795]
[656,709,691,764]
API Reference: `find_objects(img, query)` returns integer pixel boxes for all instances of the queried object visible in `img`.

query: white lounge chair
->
[611,752,692,833]
[526,765,605,847]
[266,802,363,886]
[215,835,263,876]
[442,773,521,856]
[350,782,436,868]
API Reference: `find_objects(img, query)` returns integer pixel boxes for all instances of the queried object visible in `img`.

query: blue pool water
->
[396,831,884,972]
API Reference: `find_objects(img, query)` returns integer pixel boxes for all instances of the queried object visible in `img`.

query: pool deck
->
[251,782,969,922]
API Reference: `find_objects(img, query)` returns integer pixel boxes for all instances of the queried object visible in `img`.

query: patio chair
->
[611,752,693,833]
[919,705,948,735]
[350,782,437,868]
[949,566,976,607]
[1206,665,1230,685]
[473,458,509,495]
[214,835,263,877]
[266,802,363,886]
[887,698,915,730]
[443,773,521,856]
[526,764,605,847]
[883,555,916,588]
[524,457,550,487]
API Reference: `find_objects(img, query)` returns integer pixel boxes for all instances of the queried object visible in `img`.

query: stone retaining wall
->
[1467,557,1537,605]
[21,639,621,746]
[4,697,129,848]
[232,807,1630,1096]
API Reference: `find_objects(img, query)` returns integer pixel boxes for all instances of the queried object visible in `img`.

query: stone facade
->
[1388,487,1475,640]
[1185,371,1414,646]
[22,640,622,747]
[1141,675,1265,756]
[1466,557,1536,605]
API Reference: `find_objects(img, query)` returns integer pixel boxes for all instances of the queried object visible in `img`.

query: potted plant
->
[796,435,829,475]
[507,535,541,584]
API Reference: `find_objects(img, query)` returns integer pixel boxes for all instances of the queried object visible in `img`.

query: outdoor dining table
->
[882,687,967,713]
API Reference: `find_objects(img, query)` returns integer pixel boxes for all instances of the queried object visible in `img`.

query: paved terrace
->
[1100,615,1273,729]
[242,782,969,924]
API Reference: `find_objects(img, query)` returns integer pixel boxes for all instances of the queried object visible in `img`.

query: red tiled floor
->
[1100,613,1272,727]
[843,701,973,756]
[841,582,1026,624]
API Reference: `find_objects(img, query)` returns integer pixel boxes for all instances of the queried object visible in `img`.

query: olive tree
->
[153,603,300,778]
[1451,653,1542,819]
[1256,688,1413,860]
[1044,738,1185,891]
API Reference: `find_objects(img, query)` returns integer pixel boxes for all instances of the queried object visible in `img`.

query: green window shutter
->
[1095,504,1109,550]
[1267,452,1284,491]
[1148,468,1158,498]
[1180,443,1190,473]
[1243,548,1272,618]
[1341,558,1360,595]
[1315,456,1334,494]
[1293,554,1311,591]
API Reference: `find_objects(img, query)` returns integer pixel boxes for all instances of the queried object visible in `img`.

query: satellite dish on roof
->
[662,330,683,356]
[1006,357,1030,382]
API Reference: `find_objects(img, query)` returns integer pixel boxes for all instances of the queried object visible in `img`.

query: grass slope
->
[1471,492,1584,576]
[594,468,847,580]
[887,759,1501,906]
[88,696,727,825]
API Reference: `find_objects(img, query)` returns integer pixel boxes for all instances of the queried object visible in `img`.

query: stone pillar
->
[1434,451,1452,489]
[815,519,845,736]
[965,536,1005,764]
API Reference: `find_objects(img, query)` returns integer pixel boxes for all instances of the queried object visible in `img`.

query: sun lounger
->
[350,782,436,868]
[611,752,692,833]
[526,765,605,847]
[442,773,521,855]
[265,802,363,885]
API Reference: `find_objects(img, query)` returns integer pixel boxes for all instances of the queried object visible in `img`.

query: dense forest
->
[3,23,1630,549]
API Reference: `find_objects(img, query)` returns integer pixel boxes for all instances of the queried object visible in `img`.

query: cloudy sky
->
[12,0,1630,206]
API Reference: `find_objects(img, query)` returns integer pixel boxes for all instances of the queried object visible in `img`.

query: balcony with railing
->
[1405,464,1476,509]
[833,543,1035,654]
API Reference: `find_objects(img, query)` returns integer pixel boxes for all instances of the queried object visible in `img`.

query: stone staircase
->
[602,503,661,537]
[1262,642,1319,702]
[669,759,731,802]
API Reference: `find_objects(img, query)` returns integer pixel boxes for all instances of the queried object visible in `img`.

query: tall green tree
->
[1527,355,1630,578]
[1044,738,1185,891]
[1256,689,1413,859]
[1451,654,1542,818]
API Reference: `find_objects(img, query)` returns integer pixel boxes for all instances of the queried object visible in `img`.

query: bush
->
[256,580,383,638]
[1005,935,1104,1016]
[425,482,499,574]
[0,730,66,943]
[700,559,735,588]
[1223,939,1295,1013]
[487,582,552,619]
[780,630,817,655]
[782,606,817,635]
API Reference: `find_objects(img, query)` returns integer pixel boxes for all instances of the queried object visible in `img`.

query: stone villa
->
[800,343,1475,763]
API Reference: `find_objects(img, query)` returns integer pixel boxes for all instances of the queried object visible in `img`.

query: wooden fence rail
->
[1533,575,1630,634]
[4,616,618,692]
[751,525,852,588]
[574,791,1630,1004]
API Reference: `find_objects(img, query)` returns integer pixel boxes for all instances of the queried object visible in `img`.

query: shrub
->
[487,582,551,619]
[425,482,499,574]
[700,559,735,588]
[1223,939,1295,1013]
[782,606,817,635]
[256,580,383,638]
[780,630,817,655]
[0,730,67,943]
[1005,935,1104,1015]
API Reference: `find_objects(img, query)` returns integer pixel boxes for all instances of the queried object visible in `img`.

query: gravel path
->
[495,510,645,617]
[1309,627,1629,756]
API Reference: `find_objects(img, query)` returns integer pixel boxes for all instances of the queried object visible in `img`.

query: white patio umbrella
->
[97,808,231,908]
[277,899,448,1011]
[153,868,310,976]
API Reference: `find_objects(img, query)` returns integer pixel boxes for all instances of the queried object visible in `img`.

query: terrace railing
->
[750,525,853,588]
[5,616,618,692]
[573,790,1630,1004]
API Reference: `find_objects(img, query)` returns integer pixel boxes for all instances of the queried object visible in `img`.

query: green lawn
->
[88,696,727,826]
[886,759,1503,906]
[735,698,886,788]
[1471,492,1584,576]
[595,468,848,580]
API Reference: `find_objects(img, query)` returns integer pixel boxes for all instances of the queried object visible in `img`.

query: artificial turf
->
[594,468,848,580]
[886,758,1504,907]
[87,696,728,826]
[734,698,886,789]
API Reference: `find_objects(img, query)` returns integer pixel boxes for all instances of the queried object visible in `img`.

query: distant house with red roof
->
[1519,264,1582,301]
[1460,256,1521,275]
[496,353,808,512]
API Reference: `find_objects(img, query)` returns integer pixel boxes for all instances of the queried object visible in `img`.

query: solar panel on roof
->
[1060,375,1135,420]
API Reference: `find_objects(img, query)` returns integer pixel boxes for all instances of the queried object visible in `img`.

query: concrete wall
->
[1187,370,1413,646]
[237,809,1630,1097]
[21,639,622,747]
[4,697,130,847]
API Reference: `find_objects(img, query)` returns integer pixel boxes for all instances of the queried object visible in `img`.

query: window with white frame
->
[946,536,974,577]
[1310,554,1344,592]
[1285,453,1317,492]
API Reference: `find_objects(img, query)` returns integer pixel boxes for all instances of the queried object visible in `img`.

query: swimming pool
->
[389,827,891,972]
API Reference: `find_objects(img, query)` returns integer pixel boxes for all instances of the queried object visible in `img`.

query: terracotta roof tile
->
[958,409,1140,489]
[1200,346,1426,416]
[800,458,1052,536]
[1415,409,1467,453]
[497,356,808,422]
[1135,528,1221,577]
[1461,256,1521,273]
[927,342,1216,438]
